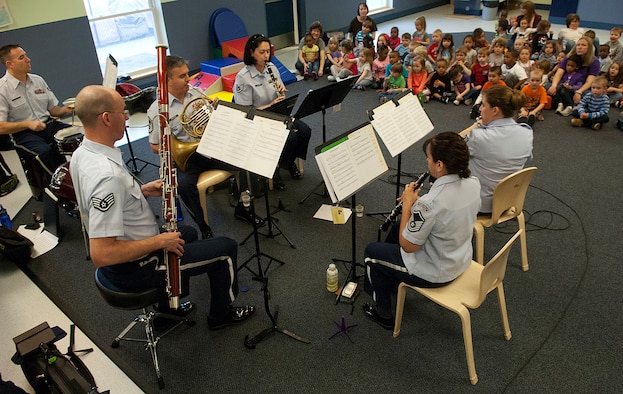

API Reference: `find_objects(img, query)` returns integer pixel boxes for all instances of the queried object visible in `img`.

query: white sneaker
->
[335,76,343,82]
[560,106,573,116]
[555,102,564,114]
[327,75,335,82]
[453,100,460,106]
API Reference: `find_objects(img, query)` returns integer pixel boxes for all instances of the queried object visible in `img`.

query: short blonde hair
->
[592,75,608,88]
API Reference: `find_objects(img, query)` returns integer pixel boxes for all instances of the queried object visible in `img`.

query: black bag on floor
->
[11,323,103,394]
[0,226,33,263]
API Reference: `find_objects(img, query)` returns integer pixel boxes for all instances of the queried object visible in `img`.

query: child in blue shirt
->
[354,19,374,57]
[571,76,610,130]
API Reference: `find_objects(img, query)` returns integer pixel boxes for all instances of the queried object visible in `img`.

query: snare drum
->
[49,162,79,218]
[54,126,84,155]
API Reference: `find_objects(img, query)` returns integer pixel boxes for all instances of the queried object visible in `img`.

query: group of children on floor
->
[312,15,623,131]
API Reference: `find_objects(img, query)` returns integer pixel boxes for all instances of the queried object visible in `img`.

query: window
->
[366,0,393,14]
[82,0,168,78]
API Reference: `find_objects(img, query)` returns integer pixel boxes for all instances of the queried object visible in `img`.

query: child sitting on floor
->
[571,76,610,130]
[378,63,407,103]
[427,58,452,103]
[518,69,548,126]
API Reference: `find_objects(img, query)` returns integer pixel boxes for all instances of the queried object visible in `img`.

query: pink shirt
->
[373,57,390,80]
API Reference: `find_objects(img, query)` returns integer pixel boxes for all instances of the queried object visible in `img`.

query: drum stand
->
[124,126,157,174]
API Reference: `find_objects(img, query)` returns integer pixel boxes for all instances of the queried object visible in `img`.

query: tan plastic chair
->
[474,167,537,271]
[197,170,234,225]
[393,231,520,385]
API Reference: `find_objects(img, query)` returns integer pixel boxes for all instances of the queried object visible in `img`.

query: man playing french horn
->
[148,55,264,239]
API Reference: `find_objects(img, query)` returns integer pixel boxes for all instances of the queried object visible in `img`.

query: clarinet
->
[156,44,181,309]
[380,172,430,232]
[266,63,285,98]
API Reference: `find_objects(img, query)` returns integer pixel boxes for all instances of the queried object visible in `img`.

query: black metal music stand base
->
[124,127,157,174]
[244,275,309,349]
[329,316,357,343]
[299,180,328,204]
[239,252,285,279]
[240,180,296,249]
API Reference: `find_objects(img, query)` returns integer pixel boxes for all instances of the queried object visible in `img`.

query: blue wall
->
[549,0,622,30]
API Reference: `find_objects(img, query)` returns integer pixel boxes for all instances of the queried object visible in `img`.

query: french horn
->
[170,87,215,172]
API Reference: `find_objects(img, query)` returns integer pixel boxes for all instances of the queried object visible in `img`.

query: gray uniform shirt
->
[71,138,159,241]
[0,72,59,123]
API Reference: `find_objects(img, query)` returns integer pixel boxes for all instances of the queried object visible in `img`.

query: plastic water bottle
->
[0,204,12,229]
[326,263,338,292]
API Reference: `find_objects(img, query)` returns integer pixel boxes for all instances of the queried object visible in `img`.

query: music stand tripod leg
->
[123,126,157,174]
[240,179,296,249]
[236,188,287,276]
[238,187,309,348]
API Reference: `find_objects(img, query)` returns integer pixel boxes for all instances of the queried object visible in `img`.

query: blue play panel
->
[272,56,296,85]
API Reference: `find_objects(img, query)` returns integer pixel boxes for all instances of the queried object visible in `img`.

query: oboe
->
[156,44,181,309]
[380,172,430,232]
[266,63,285,98]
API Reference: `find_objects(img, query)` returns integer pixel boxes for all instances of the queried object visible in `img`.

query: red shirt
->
[471,63,491,87]
[388,36,400,50]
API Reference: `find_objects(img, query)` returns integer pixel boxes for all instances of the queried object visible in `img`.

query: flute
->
[156,44,182,310]
[380,172,430,232]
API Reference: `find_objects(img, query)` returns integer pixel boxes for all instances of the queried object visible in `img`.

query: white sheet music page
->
[315,123,387,203]
[103,55,118,89]
[197,104,289,179]
[370,92,434,157]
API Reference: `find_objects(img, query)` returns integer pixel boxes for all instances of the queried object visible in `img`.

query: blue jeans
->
[305,60,319,74]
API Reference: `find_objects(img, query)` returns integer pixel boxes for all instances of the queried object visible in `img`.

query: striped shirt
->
[577,92,610,119]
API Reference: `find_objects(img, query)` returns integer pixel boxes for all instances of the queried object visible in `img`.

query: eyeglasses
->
[96,110,130,118]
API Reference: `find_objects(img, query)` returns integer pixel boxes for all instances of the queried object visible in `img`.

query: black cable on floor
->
[503,184,590,390]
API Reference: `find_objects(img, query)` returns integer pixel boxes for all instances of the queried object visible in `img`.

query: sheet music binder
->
[366,89,434,157]
[196,101,290,179]
[314,122,388,203]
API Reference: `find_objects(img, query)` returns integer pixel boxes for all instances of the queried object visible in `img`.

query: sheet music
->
[103,54,118,89]
[196,104,289,179]
[17,225,58,258]
[315,123,388,203]
[370,92,434,157]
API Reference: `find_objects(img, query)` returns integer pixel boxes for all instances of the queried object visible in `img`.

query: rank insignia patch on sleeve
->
[408,211,425,232]
[92,193,115,212]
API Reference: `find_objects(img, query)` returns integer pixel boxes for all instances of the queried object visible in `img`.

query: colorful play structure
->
[191,8,297,102]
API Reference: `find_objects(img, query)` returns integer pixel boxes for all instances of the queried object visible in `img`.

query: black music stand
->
[332,194,365,307]
[239,176,296,249]
[296,78,353,204]
[313,123,389,308]
[124,126,157,174]
[239,186,309,348]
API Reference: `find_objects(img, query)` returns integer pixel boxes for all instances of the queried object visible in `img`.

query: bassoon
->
[156,44,181,309]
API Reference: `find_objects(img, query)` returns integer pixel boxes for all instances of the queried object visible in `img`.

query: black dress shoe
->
[272,170,287,191]
[362,303,393,330]
[207,305,256,330]
[287,162,302,180]
[201,226,214,239]
[234,203,266,227]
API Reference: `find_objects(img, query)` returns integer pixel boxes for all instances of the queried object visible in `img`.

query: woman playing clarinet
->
[362,132,481,330]
[459,85,533,214]
[234,34,312,191]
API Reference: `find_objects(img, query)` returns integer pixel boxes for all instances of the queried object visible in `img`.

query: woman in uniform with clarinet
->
[234,34,312,191]
[362,132,481,330]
